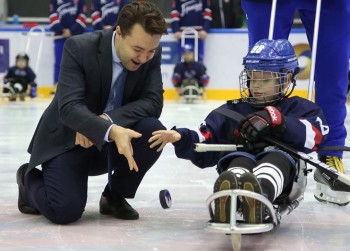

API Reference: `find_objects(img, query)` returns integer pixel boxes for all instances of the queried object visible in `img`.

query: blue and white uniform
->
[3,66,36,94]
[49,0,87,83]
[172,97,327,169]
[172,61,209,88]
[91,0,127,30]
[241,0,350,158]
[171,0,212,32]
[170,0,212,62]
[49,0,87,36]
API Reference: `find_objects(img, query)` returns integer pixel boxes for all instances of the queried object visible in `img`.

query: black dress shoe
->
[99,191,139,220]
[16,163,40,214]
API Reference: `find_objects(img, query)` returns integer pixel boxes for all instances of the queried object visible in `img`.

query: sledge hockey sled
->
[195,137,350,251]
[178,28,206,102]
[195,143,308,251]
[1,80,27,101]
[179,79,205,103]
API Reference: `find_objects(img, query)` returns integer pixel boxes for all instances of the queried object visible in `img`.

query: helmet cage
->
[239,39,300,107]
[239,69,296,107]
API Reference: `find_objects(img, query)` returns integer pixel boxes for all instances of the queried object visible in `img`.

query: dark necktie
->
[107,64,127,190]
[112,67,127,109]
[104,64,127,112]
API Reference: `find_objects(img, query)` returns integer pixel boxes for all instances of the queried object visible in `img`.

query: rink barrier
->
[0,27,311,101]
[32,85,311,100]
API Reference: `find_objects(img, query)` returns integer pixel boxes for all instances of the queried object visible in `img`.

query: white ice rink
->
[1,99,350,251]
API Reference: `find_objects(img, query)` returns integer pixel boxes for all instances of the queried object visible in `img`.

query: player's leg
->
[239,172,263,223]
[29,82,37,98]
[3,80,16,101]
[241,0,296,49]
[239,151,296,224]
[54,38,65,84]
[347,69,350,98]
[198,39,205,63]
[20,147,99,224]
[298,0,350,205]
[98,118,166,219]
[254,151,296,202]
[19,82,28,101]
[106,117,166,198]
[213,153,256,223]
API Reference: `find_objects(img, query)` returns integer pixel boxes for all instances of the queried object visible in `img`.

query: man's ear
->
[116,26,122,37]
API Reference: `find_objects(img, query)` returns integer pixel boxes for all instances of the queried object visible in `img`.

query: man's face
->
[115,24,161,71]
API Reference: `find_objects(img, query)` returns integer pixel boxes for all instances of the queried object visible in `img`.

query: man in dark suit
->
[16,1,168,224]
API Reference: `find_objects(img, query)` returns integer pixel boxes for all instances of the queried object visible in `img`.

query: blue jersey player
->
[149,39,329,223]
[3,52,37,101]
[170,0,212,62]
[241,0,350,205]
[172,44,209,87]
[49,0,87,84]
[91,0,127,30]
[172,44,209,99]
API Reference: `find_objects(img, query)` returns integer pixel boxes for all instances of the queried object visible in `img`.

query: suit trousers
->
[24,117,166,224]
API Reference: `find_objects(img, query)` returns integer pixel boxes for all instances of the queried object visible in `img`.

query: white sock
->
[253,163,284,201]
[227,167,250,179]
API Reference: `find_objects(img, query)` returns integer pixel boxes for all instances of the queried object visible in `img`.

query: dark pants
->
[24,118,165,224]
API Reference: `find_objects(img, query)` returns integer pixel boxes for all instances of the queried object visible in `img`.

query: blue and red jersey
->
[171,0,213,32]
[172,97,328,168]
[91,0,127,30]
[4,66,36,85]
[172,62,209,87]
[49,0,87,35]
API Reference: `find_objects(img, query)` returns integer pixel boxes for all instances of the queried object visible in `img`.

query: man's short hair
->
[116,1,168,36]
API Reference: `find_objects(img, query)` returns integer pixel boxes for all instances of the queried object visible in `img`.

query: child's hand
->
[148,130,181,152]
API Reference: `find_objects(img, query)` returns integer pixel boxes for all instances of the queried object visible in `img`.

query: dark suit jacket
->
[28,28,164,169]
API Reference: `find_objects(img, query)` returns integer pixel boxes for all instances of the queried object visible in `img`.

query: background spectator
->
[3,52,36,101]
[49,0,87,85]
[210,0,244,28]
[172,44,209,99]
[170,0,212,62]
[91,0,127,30]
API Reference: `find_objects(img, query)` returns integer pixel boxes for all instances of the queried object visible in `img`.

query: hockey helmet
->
[16,52,29,62]
[182,44,193,53]
[239,39,300,107]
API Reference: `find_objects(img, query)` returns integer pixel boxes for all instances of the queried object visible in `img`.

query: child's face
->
[183,51,194,62]
[16,59,27,69]
[248,71,291,102]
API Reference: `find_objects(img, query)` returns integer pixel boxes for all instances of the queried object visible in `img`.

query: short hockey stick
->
[214,107,350,191]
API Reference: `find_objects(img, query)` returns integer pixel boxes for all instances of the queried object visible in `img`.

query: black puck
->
[159,189,172,209]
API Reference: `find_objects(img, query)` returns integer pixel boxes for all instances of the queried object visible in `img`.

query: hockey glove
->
[239,106,285,142]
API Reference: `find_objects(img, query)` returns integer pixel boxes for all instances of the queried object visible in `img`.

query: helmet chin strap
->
[280,67,300,98]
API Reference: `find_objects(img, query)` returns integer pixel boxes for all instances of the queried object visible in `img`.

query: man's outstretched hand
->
[109,125,142,172]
